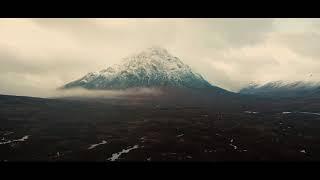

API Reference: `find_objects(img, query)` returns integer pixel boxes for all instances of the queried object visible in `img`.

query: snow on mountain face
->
[63,47,213,90]
[239,80,320,97]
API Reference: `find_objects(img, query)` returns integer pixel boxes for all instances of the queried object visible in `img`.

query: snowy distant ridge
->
[239,80,320,97]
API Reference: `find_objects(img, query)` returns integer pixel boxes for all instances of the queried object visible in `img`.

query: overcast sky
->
[1,18,320,97]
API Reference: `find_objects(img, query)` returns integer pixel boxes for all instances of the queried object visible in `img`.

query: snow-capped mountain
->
[239,80,320,97]
[63,47,216,90]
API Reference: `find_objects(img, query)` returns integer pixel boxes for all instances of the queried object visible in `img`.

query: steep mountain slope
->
[63,47,216,90]
[239,81,320,97]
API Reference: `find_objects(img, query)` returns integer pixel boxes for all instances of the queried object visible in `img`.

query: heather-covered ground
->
[0,93,319,161]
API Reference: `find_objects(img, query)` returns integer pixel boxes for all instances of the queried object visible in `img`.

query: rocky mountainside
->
[63,47,219,90]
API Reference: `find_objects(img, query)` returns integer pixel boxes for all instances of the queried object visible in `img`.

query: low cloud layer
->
[0,18,320,97]
[51,87,163,99]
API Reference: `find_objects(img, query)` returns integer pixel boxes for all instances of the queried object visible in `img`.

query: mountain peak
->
[63,47,216,90]
[124,46,172,59]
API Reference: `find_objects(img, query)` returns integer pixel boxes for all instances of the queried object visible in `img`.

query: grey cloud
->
[0,47,92,77]
[277,32,320,59]
[32,18,275,50]
[204,18,275,47]
[31,18,179,48]
[1,18,320,97]
[31,18,128,46]
[206,56,280,91]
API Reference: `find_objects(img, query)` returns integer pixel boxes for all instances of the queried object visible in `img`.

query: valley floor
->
[0,95,320,161]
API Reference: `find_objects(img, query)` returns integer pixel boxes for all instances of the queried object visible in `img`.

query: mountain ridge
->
[239,80,320,97]
[63,47,221,91]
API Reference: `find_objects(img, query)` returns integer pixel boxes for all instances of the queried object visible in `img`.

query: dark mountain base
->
[0,93,320,161]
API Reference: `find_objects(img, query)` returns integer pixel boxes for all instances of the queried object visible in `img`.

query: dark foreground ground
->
[0,93,320,161]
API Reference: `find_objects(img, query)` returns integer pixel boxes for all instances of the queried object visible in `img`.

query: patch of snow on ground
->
[229,144,238,150]
[244,111,259,114]
[300,149,306,153]
[88,140,107,150]
[282,111,320,116]
[140,137,147,143]
[299,112,320,116]
[107,145,139,161]
[204,149,215,153]
[0,135,29,145]
[53,152,62,159]
[3,132,14,136]
[229,139,238,150]
[176,134,184,138]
